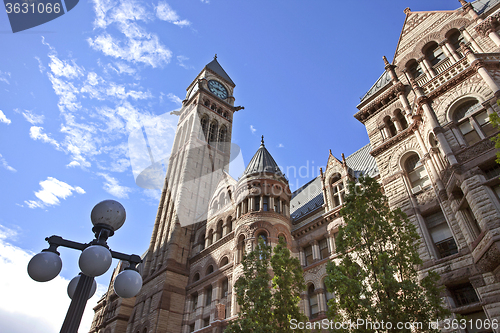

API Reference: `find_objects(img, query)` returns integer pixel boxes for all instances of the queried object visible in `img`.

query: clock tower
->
[89,56,242,333]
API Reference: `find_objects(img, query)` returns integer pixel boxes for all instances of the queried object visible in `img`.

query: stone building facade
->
[90,1,500,332]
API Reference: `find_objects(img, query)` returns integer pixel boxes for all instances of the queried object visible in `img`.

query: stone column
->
[460,27,483,52]
[462,43,500,95]
[311,240,320,261]
[419,56,436,78]
[443,39,461,62]
[301,293,310,318]
[316,289,327,314]
[299,247,305,266]
[411,79,459,166]
[328,232,337,254]
[195,291,205,329]
[450,123,467,148]
[414,129,445,192]
[392,116,403,132]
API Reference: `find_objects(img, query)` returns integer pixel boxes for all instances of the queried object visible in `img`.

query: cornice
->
[355,82,405,123]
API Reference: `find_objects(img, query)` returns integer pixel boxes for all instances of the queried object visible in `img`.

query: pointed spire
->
[243,138,283,177]
[205,56,235,86]
[214,54,217,60]
[383,56,390,66]
[341,153,346,165]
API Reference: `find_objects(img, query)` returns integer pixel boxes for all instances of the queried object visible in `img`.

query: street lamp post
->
[27,200,143,333]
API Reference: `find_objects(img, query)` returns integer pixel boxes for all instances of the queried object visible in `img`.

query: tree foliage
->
[489,111,500,164]
[225,237,308,333]
[325,176,449,332]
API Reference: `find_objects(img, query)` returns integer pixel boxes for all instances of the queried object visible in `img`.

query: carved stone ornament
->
[456,139,495,163]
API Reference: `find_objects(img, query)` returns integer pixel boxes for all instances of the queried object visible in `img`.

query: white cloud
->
[177,55,193,69]
[0,70,11,84]
[156,2,190,26]
[250,125,257,134]
[167,93,182,105]
[48,55,84,79]
[22,110,45,125]
[0,110,11,124]
[200,0,209,3]
[98,172,132,198]
[0,225,104,333]
[29,126,60,148]
[0,153,16,172]
[278,143,284,148]
[24,177,85,209]
[88,0,173,68]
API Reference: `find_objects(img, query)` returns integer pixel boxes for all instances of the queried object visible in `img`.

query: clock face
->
[208,80,228,99]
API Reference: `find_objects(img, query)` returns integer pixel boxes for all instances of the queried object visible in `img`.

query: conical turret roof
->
[243,136,283,176]
[205,55,235,86]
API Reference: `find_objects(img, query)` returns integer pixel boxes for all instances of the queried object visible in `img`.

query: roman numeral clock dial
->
[208,80,228,99]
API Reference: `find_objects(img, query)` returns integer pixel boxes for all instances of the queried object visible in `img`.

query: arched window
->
[204,100,209,107]
[448,30,465,57]
[330,174,345,208]
[237,235,246,263]
[257,232,268,245]
[207,229,214,246]
[405,153,431,191]
[323,279,334,310]
[192,292,198,311]
[453,100,495,145]
[218,126,227,152]
[425,42,446,66]
[206,265,214,275]
[216,220,223,241]
[198,234,205,251]
[193,273,200,282]
[384,116,397,137]
[226,217,232,234]
[211,104,216,111]
[221,277,229,299]
[278,234,287,244]
[308,284,319,319]
[395,110,408,130]
[208,121,218,144]
[200,116,208,140]
[205,285,212,306]
[220,256,229,267]
[407,59,423,78]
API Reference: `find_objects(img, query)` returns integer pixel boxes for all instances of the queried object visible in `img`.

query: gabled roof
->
[290,176,323,221]
[358,0,500,107]
[205,57,235,86]
[289,143,379,222]
[345,143,379,178]
[242,138,283,176]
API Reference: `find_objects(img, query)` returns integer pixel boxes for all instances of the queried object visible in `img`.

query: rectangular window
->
[459,121,481,146]
[304,245,313,266]
[425,210,458,258]
[462,206,481,239]
[189,324,195,333]
[310,296,319,319]
[205,287,212,306]
[254,196,260,211]
[203,317,210,327]
[475,111,496,137]
[450,283,479,307]
[263,196,269,211]
[192,294,198,311]
[319,238,329,259]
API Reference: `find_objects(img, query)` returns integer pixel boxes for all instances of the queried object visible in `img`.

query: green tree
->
[325,175,449,332]
[225,237,308,333]
[489,111,500,164]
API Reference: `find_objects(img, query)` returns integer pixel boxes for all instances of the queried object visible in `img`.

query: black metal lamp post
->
[27,200,143,333]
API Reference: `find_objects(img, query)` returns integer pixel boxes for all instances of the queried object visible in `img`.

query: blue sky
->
[0,0,461,331]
